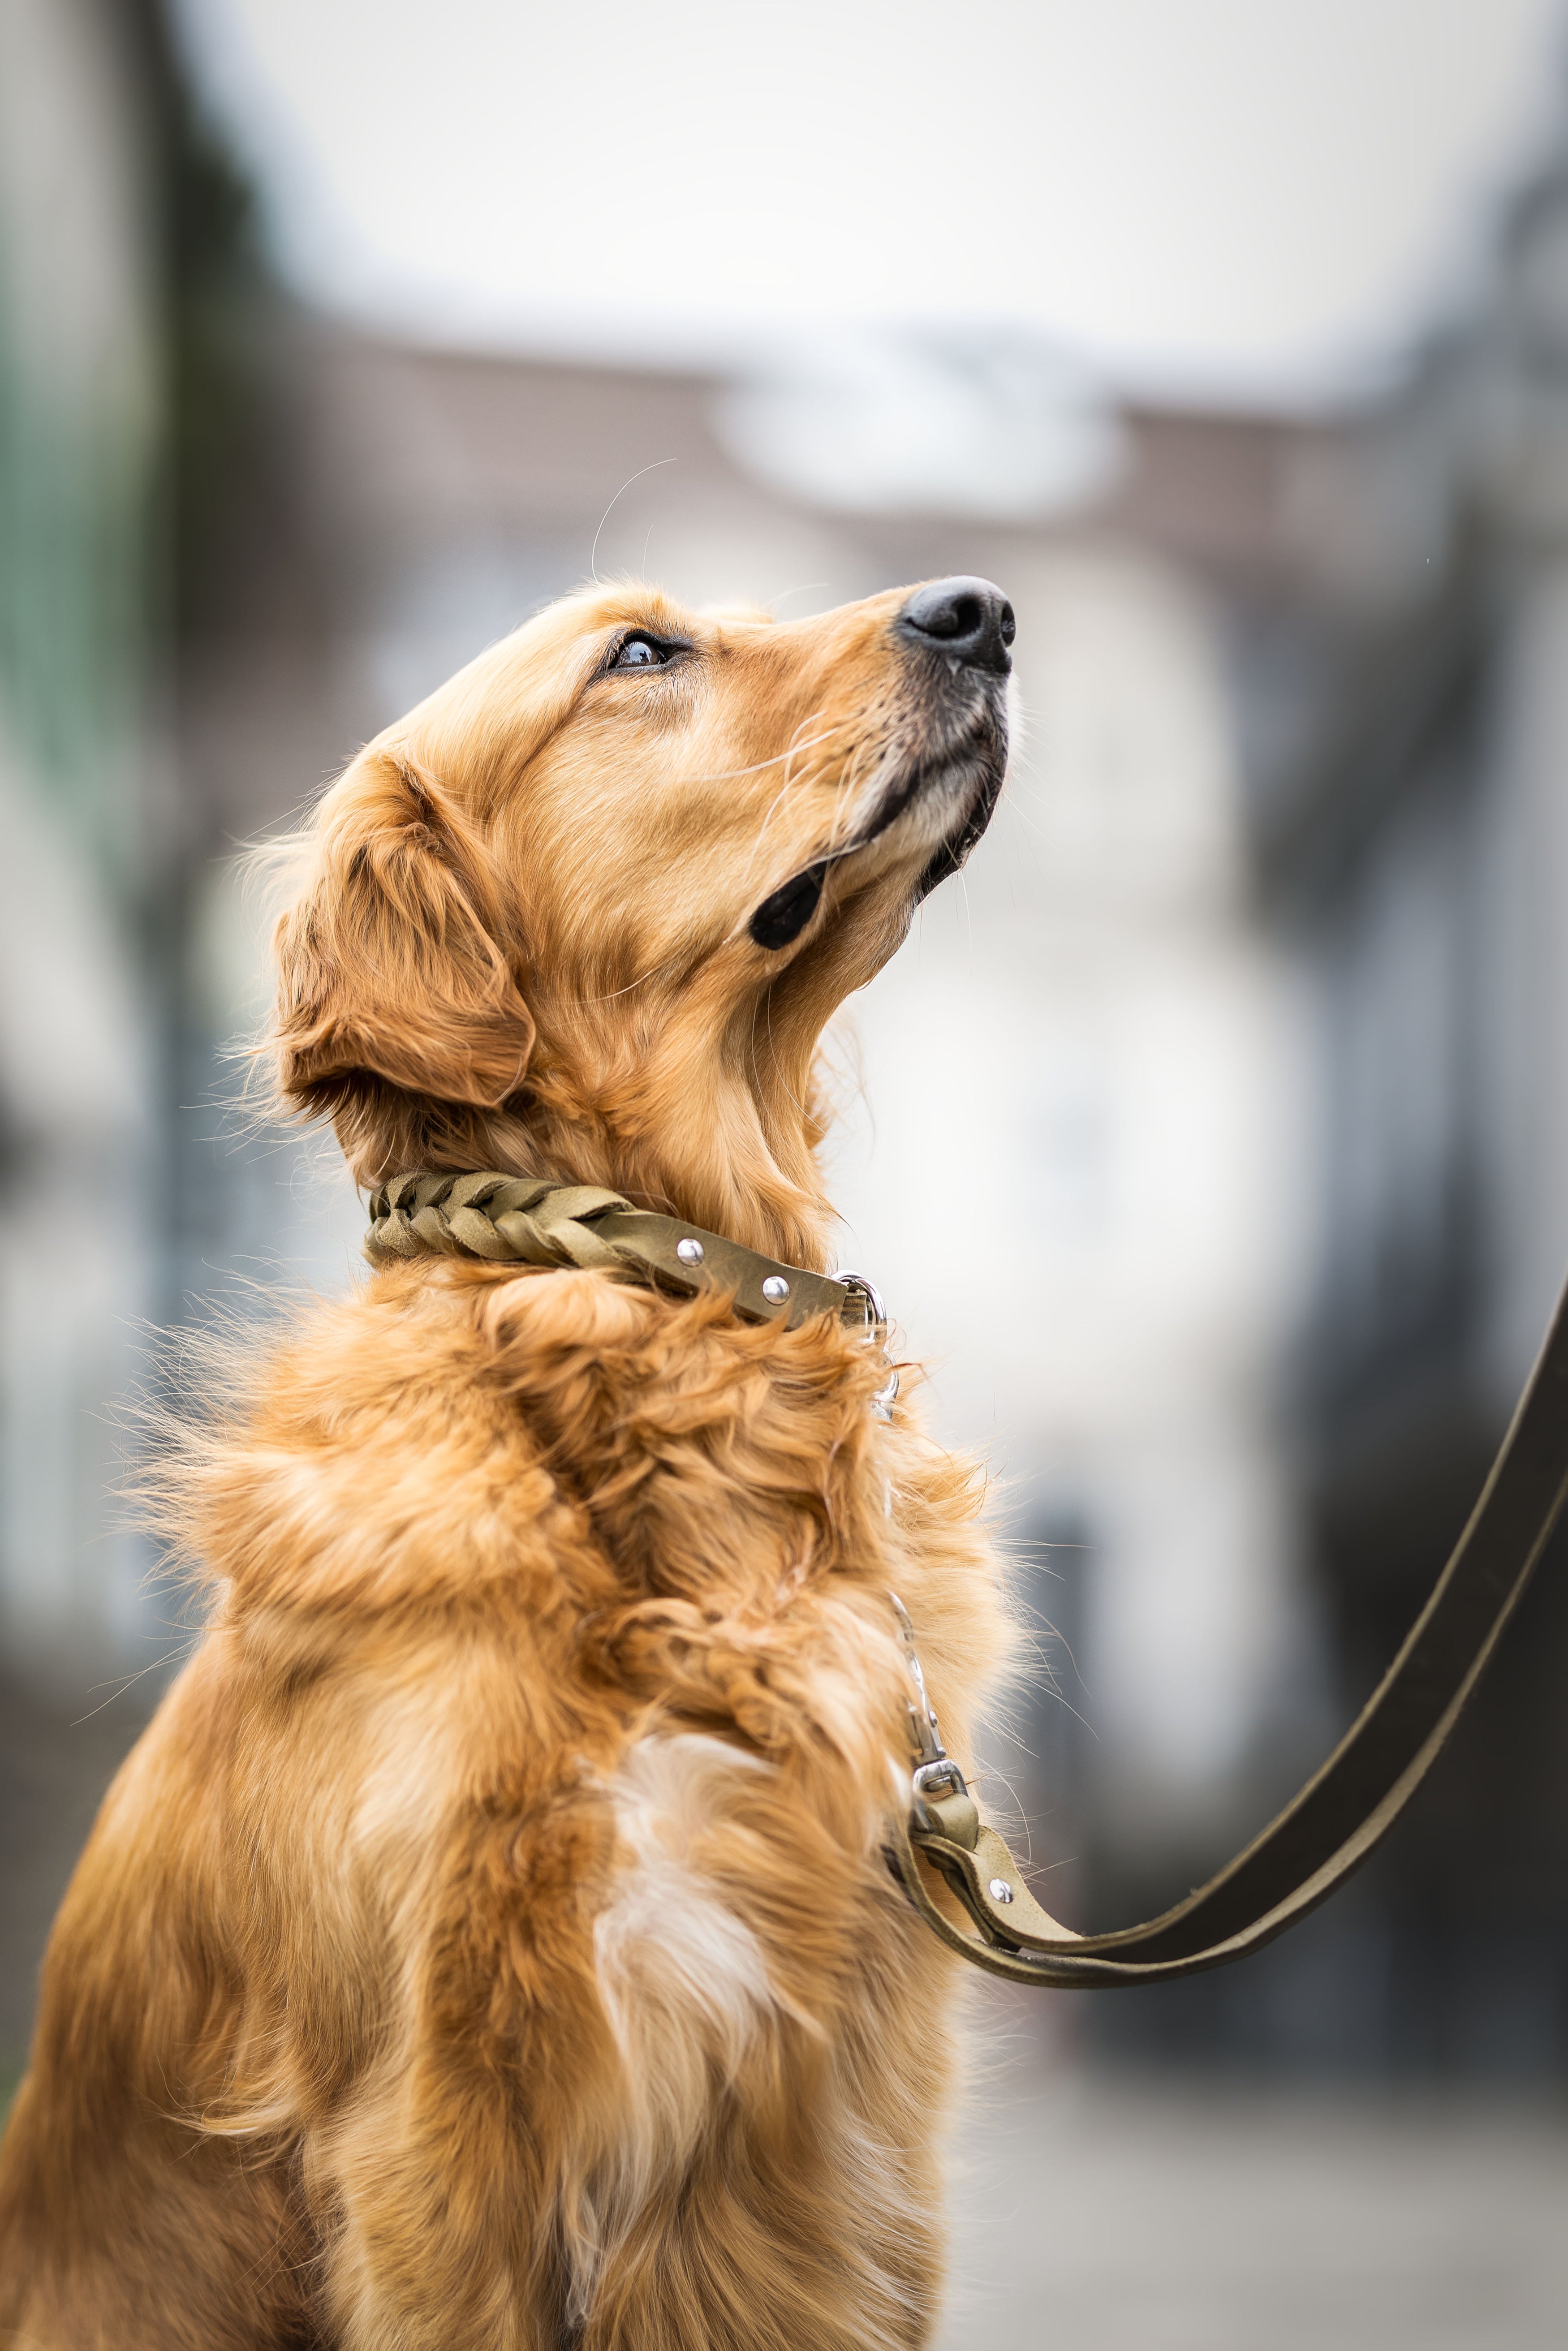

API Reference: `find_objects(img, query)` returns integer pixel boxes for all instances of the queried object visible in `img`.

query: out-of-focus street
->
[940,2002,1568,2351]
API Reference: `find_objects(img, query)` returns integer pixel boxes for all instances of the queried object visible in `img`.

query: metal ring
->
[830,1267,887,1327]
[832,1267,899,1419]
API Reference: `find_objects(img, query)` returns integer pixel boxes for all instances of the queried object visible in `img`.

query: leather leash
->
[367,1170,1568,1989]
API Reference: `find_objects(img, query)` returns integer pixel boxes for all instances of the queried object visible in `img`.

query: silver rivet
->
[676,1237,705,1266]
[761,1274,790,1304]
[988,1877,1014,1905]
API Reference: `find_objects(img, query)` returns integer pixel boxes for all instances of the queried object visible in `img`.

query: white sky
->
[173,0,1568,404]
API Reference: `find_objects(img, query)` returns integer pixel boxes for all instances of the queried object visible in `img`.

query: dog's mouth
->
[747,697,1007,952]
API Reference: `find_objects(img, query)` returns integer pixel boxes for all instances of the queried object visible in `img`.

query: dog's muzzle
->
[747,578,1012,950]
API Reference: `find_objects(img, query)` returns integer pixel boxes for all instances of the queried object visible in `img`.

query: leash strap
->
[890,1274,1568,1985]
[366,1173,1568,1989]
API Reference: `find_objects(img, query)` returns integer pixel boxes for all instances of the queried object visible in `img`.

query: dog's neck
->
[501,950,849,1269]
[483,1051,834,1271]
[347,997,840,1273]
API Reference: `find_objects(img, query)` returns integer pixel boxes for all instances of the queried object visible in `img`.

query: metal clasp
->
[832,1267,900,1420]
[889,1592,982,1849]
[912,1756,970,1807]
[889,1591,943,1759]
[890,1593,981,1847]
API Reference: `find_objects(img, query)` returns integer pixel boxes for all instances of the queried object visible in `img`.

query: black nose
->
[898,576,1015,676]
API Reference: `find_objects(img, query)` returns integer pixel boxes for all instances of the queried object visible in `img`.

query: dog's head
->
[271,575,1012,1261]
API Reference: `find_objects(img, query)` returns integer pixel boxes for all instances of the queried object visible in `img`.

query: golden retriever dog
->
[0,574,1017,2350]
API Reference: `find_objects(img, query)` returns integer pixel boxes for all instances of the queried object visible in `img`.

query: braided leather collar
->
[364,1170,872,1334]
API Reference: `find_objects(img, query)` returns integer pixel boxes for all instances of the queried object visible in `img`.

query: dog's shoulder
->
[168,1259,596,1623]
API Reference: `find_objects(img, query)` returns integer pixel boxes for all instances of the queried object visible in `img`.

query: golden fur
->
[0,581,1013,2349]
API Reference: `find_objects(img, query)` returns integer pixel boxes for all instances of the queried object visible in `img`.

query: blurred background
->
[5,1,1568,2341]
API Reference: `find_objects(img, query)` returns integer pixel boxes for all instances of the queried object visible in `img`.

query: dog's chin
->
[875,710,1007,905]
[746,702,1007,953]
[912,751,1005,900]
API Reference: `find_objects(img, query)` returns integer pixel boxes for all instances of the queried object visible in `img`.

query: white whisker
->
[590,459,677,586]
[675,724,844,791]
[769,581,831,611]
[577,946,694,1006]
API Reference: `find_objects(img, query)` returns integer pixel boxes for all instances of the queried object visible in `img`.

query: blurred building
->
[0,0,177,2072]
[0,0,166,1674]
[1085,129,1568,2080]
[1248,153,1568,2076]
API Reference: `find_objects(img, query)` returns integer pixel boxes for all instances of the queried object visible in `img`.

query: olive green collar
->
[364,1169,879,1337]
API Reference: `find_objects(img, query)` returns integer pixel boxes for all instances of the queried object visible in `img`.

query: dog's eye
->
[612,633,669,670]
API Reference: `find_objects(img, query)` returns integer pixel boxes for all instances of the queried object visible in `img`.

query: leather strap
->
[364,1170,863,1333]
[889,1272,1568,1985]
[366,1172,1568,1989]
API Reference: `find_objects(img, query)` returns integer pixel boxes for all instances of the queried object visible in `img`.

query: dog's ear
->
[273,749,535,1124]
